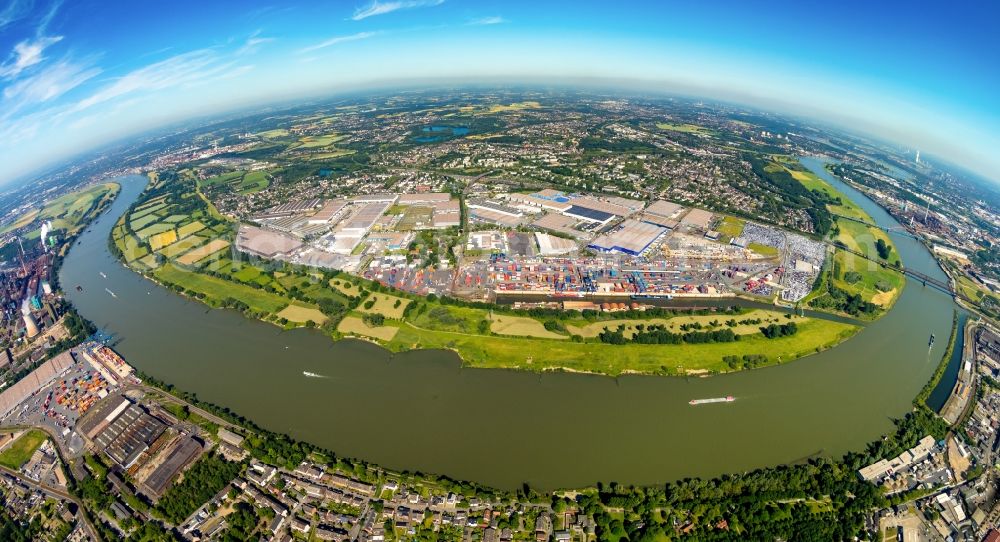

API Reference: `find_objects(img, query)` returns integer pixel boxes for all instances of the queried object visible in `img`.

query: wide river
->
[61,157,960,490]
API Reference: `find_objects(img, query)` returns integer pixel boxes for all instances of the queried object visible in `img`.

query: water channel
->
[60,157,961,490]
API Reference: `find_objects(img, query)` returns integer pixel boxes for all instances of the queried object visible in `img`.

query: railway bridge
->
[830,244,978,305]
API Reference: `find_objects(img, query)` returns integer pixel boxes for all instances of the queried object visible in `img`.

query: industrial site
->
[233,188,825,305]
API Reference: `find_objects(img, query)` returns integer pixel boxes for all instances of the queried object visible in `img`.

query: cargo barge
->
[689,395,735,405]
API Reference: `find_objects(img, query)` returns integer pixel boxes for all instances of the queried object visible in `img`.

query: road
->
[125,382,237,431]
[0,462,101,541]
[1,378,239,542]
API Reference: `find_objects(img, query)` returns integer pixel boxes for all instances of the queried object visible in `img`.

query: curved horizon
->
[1,0,998,185]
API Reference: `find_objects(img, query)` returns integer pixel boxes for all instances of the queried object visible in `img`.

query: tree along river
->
[61,158,961,491]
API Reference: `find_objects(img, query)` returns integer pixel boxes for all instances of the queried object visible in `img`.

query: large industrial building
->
[0,350,74,419]
[564,205,615,226]
[253,199,323,220]
[644,200,684,219]
[89,398,167,469]
[307,199,348,224]
[532,213,591,240]
[588,220,667,255]
[680,208,714,229]
[506,191,572,213]
[568,196,635,218]
[430,199,461,228]
[398,193,450,205]
[535,233,577,255]
[236,225,304,258]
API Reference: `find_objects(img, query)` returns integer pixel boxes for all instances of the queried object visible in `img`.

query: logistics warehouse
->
[588,220,668,255]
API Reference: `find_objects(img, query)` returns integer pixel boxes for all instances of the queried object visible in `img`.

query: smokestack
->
[23,314,39,338]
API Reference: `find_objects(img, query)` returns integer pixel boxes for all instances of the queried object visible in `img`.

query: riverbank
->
[939,318,977,425]
[108,173,860,377]
[916,311,959,409]
[794,157,906,314]
[63,173,960,490]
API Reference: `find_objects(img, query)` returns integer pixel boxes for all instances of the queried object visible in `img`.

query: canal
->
[61,159,960,491]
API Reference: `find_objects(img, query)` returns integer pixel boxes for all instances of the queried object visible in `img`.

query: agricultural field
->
[489,314,567,339]
[136,222,175,239]
[338,315,400,341]
[138,254,160,269]
[158,235,207,259]
[257,128,290,138]
[113,174,359,328]
[154,263,290,314]
[0,430,47,469]
[177,220,206,238]
[277,302,328,324]
[330,279,361,296]
[130,212,161,231]
[357,293,411,319]
[177,239,230,265]
[1,182,119,239]
[149,230,178,251]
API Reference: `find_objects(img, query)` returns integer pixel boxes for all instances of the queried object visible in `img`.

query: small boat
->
[929,334,935,347]
[75,285,83,292]
[105,288,117,298]
[99,272,107,279]
[302,371,327,378]
[689,395,735,405]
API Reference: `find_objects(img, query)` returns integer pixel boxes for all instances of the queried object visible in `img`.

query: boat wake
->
[689,395,735,405]
[302,371,329,379]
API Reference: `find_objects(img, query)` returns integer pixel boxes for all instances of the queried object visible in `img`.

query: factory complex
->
[230,188,826,304]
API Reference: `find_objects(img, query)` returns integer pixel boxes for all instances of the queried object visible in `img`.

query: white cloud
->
[71,49,236,112]
[1,59,99,115]
[468,16,506,26]
[297,31,376,54]
[351,0,443,21]
[0,0,30,31]
[0,36,64,78]
[237,36,275,56]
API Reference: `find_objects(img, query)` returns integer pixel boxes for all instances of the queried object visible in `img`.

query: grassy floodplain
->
[0,182,119,240]
[110,171,335,327]
[114,170,860,376]
[777,157,905,311]
[381,304,857,376]
[333,296,859,376]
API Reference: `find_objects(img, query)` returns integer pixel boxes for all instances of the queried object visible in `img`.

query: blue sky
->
[1,0,998,184]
